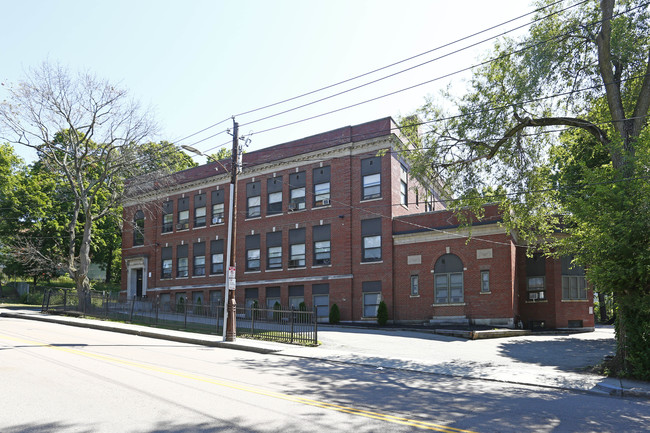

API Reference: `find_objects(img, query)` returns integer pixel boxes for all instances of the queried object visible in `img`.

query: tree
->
[376,301,388,326]
[404,0,650,378]
[0,62,160,296]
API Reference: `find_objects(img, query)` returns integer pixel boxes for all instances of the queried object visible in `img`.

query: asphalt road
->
[1,318,648,433]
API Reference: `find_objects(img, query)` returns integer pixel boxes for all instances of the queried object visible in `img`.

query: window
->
[210,239,224,274]
[527,277,546,301]
[289,172,306,211]
[361,218,382,262]
[163,213,173,233]
[290,244,305,268]
[133,210,144,246]
[314,183,330,206]
[194,193,206,227]
[247,249,260,271]
[266,231,282,270]
[481,270,490,293]
[289,228,306,268]
[313,283,329,320]
[561,256,587,300]
[266,286,281,319]
[247,196,261,218]
[400,164,408,206]
[210,290,222,308]
[193,242,205,276]
[363,174,381,200]
[289,285,304,310]
[526,254,546,301]
[212,203,224,224]
[434,254,464,304]
[267,246,282,269]
[362,281,381,317]
[410,275,419,296]
[425,194,434,212]
[211,190,225,224]
[313,166,331,206]
[177,244,188,278]
[267,177,283,215]
[245,234,261,271]
[563,276,587,300]
[177,197,189,230]
[361,156,381,200]
[162,201,173,233]
[246,181,261,218]
[313,224,331,265]
[161,246,172,279]
[194,207,206,227]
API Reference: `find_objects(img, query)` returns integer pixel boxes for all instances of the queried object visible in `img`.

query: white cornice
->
[123,134,400,207]
[393,224,508,245]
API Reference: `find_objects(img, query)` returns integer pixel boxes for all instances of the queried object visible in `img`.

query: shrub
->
[329,303,340,324]
[377,301,388,326]
[297,301,309,323]
[273,301,282,322]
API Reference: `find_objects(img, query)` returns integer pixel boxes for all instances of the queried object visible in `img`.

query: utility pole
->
[223,118,239,341]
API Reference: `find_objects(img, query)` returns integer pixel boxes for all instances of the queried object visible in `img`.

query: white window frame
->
[246,248,261,271]
[193,255,205,276]
[362,173,381,200]
[211,253,224,274]
[247,195,261,218]
[362,235,381,262]
[289,243,306,268]
[410,275,419,296]
[267,246,282,269]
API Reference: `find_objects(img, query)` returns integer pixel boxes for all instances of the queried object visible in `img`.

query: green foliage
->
[403,0,650,378]
[209,147,233,162]
[377,301,388,326]
[617,293,650,380]
[329,303,340,325]
[273,301,282,322]
[138,141,198,173]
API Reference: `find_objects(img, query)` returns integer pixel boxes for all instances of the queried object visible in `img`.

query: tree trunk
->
[598,292,608,323]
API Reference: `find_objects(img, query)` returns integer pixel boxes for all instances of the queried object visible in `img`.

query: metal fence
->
[41,289,318,346]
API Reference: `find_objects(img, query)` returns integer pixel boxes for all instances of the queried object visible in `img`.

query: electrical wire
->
[179,1,587,155]
[242,1,649,139]
[237,0,590,129]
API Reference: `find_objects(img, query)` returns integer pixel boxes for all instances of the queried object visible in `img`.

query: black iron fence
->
[41,289,318,346]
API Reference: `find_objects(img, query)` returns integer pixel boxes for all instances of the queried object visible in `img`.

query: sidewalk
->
[2,307,649,399]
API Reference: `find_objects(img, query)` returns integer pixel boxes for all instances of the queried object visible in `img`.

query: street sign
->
[228,266,236,290]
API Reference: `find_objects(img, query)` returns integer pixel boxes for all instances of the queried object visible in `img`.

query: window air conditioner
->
[288,203,299,211]
[176,223,184,230]
[212,216,223,224]
[322,198,330,205]
[529,293,539,300]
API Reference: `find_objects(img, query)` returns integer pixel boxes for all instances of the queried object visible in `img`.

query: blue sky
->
[2,0,534,164]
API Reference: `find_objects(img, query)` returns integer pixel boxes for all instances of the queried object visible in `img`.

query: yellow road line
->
[0,333,478,433]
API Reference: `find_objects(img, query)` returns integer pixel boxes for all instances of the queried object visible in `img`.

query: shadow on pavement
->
[498,337,615,371]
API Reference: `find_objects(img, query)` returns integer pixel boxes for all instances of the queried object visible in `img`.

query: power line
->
[178,1,584,155]
[233,1,647,141]
[237,0,589,129]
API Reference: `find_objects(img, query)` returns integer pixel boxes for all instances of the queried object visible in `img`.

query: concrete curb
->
[0,311,279,355]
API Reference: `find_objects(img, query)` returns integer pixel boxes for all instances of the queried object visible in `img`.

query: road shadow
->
[498,337,616,371]
[232,354,648,433]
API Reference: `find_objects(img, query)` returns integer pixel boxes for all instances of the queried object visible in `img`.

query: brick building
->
[121,117,594,329]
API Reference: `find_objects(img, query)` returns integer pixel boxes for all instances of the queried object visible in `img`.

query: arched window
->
[133,210,145,246]
[434,254,464,304]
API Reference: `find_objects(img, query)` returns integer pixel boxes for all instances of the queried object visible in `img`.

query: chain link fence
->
[41,288,318,346]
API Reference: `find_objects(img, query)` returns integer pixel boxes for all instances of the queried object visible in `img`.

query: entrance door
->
[135,269,143,298]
